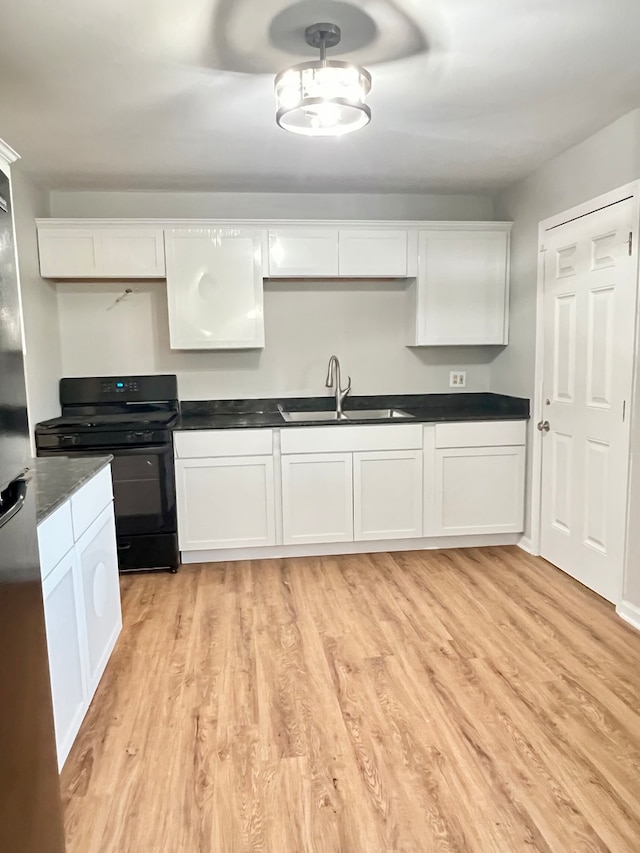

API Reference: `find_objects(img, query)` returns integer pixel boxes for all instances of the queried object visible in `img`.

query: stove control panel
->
[101,379,139,394]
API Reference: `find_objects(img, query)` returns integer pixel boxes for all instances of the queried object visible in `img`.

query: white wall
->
[49,191,494,222]
[492,108,640,613]
[11,167,62,434]
[57,278,497,399]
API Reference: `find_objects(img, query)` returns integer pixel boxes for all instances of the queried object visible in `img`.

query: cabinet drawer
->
[71,465,114,540]
[174,429,273,458]
[38,500,74,580]
[280,424,423,454]
[434,420,526,448]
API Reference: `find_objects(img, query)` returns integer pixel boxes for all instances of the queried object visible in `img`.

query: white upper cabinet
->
[37,224,166,279]
[164,227,264,350]
[339,230,410,277]
[267,227,411,278]
[268,228,340,277]
[409,225,511,346]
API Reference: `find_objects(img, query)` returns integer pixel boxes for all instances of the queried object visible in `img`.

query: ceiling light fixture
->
[274,22,372,137]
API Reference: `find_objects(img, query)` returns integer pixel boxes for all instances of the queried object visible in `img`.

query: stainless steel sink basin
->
[279,410,348,422]
[278,406,413,422]
[345,408,413,420]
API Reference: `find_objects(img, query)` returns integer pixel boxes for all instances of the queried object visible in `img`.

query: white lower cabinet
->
[175,420,526,558]
[38,466,121,771]
[281,453,353,545]
[431,421,526,535]
[353,450,423,540]
[176,456,276,549]
[76,506,122,696]
[41,550,87,771]
[433,446,525,535]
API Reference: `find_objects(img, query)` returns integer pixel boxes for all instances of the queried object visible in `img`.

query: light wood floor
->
[61,546,640,852]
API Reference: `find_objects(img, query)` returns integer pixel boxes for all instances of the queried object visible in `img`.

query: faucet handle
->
[340,375,352,402]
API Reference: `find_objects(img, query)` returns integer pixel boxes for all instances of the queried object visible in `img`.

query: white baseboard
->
[517,536,537,555]
[616,600,640,632]
[180,533,521,565]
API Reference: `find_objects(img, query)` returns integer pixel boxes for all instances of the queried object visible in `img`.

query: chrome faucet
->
[325,355,351,417]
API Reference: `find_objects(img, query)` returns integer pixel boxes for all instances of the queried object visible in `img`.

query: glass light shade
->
[275,60,371,137]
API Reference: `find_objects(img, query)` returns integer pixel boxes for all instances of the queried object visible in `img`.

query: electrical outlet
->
[449,371,466,388]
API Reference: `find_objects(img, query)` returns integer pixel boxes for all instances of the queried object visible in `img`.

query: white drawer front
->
[70,465,114,541]
[174,428,274,458]
[280,424,423,454]
[434,420,527,449]
[37,500,74,580]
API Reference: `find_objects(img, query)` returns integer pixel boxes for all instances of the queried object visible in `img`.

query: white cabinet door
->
[281,453,353,544]
[38,228,101,278]
[412,228,510,345]
[42,550,88,771]
[100,229,165,277]
[76,504,122,696]
[165,228,264,349]
[353,450,423,540]
[339,230,408,277]
[268,229,339,277]
[433,445,525,535]
[176,456,276,550]
[37,227,165,278]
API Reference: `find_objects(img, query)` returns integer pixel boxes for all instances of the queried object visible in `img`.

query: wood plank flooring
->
[61,546,640,852]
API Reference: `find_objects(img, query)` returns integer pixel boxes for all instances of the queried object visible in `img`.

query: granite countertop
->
[177,392,530,431]
[28,455,113,524]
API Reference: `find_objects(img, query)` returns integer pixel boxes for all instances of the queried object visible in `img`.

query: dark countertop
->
[28,455,113,524]
[177,392,530,431]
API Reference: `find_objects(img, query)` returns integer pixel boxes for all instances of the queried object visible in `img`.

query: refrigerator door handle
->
[0,478,27,530]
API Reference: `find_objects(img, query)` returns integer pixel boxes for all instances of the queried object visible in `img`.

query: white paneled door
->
[540,198,636,602]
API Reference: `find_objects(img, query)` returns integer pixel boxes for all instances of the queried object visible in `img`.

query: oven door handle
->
[83,444,172,456]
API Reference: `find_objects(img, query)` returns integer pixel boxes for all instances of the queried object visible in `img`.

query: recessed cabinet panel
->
[354,450,423,540]
[412,228,510,345]
[165,228,264,349]
[339,230,408,277]
[268,229,339,277]
[281,453,353,544]
[76,505,122,695]
[433,445,525,535]
[101,229,165,277]
[176,456,276,550]
[42,550,87,771]
[38,229,100,278]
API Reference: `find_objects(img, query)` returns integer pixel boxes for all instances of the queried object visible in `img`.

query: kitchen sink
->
[278,406,413,422]
[279,410,348,422]
[345,408,413,420]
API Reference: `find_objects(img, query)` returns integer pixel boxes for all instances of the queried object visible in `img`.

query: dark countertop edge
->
[29,455,113,525]
[176,392,530,431]
[175,413,530,431]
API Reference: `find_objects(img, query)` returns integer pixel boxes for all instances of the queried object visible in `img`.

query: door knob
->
[537,420,550,432]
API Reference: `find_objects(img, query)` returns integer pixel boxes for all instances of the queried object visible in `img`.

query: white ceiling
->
[1,0,640,194]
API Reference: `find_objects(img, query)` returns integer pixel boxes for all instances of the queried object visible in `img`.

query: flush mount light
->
[274,22,372,137]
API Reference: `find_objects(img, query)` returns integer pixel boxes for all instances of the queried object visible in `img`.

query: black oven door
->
[105,444,176,537]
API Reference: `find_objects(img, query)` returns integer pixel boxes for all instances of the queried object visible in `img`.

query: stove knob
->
[60,434,75,445]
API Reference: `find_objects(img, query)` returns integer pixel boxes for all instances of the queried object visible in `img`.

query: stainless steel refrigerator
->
[0,168,66,851]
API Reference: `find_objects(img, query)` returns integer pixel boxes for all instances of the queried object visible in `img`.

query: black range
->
[35,375,180,574]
